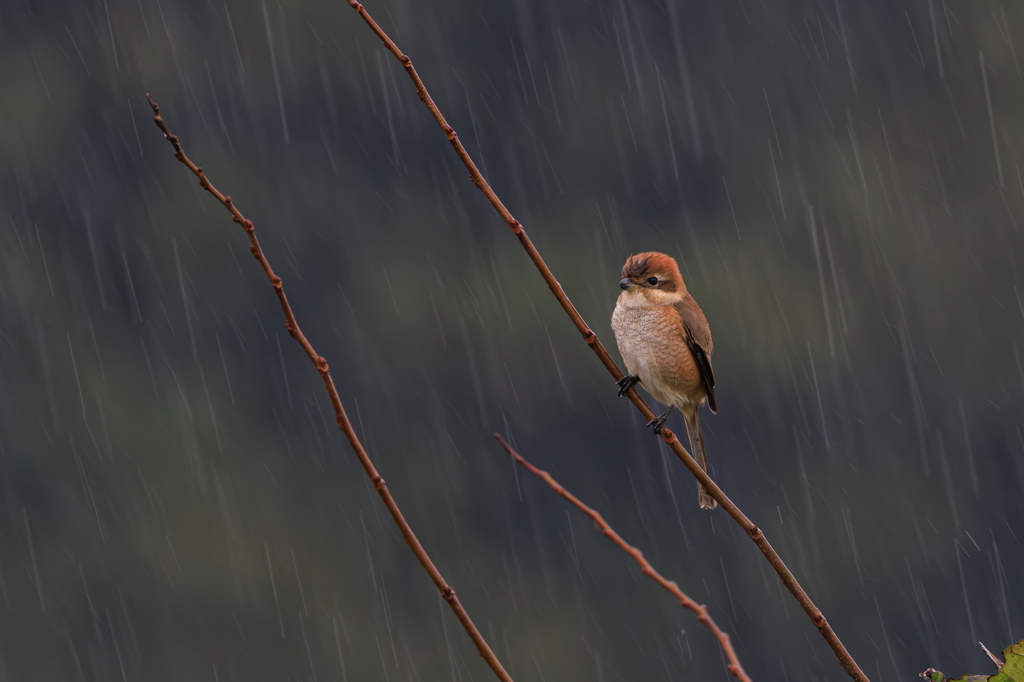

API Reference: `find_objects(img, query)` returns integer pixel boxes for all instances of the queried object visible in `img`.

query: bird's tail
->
[683,410,717,510]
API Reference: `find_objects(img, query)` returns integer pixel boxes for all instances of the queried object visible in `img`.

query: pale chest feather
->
[611,302,702,408]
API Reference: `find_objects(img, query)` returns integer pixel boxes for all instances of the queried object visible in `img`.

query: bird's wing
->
[673,295,716,413]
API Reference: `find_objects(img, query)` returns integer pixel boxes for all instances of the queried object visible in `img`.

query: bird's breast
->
[611,302,703,408]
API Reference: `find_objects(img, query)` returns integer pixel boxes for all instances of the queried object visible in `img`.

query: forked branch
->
[494,434,753,682]
[345,4,868,681]
[145,95,515,682]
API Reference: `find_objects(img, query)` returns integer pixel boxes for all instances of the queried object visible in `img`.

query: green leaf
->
[993,642,1024,682]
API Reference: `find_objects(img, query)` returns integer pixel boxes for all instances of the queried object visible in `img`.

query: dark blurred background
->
[1,0,1022,679]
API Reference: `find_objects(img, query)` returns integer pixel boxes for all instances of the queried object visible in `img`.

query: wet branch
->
[345,3,869,681]
[494,434,753,682]
[144,94,515,682]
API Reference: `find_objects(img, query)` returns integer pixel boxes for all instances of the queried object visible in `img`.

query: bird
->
[610,252,718,509]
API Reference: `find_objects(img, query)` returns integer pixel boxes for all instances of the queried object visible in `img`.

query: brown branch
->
[144,94,515,682]
[344,4,869,682]
[494,434,753,682]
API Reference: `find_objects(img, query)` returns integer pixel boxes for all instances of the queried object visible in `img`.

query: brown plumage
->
[610,252,718,509]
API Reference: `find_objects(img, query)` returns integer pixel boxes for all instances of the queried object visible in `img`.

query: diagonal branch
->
[344,4,869,682]
[144,94,515,682]
[494,434,753,682]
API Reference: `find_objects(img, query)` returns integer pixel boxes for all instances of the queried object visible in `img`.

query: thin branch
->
[144,94,515,682]
[345,4,869,681]
[494,434,752,682]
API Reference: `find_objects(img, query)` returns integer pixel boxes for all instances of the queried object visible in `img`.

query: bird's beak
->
[619,278,636,291]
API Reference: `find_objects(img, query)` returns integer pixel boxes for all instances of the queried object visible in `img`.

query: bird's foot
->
[616,374,641,397]
[646,406,674,434]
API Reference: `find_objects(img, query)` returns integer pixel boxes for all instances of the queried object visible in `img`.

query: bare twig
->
[980,642,1005,669]
[494,434,753,682]
[345,4,869,681]
[144,94,515,682]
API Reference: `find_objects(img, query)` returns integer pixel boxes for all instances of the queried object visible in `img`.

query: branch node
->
[812,611,827,627]
[442,586,456,601]
[316,357,329,372]
[444,126,456,140]
[271,275,283,289]
[510,220,523,234]
[371,474,386,490]
[400,55,411,67]
[747,525,763,541]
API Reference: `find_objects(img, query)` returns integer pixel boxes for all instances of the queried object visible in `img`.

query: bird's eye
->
[646,277,659,286]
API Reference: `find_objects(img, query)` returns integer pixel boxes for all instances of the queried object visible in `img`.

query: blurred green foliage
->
[0,0,1023,680]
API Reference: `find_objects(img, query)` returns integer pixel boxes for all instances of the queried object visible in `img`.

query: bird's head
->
[618,252,686,305]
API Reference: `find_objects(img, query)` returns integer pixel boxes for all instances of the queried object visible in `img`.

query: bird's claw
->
[616,374,640,397]
[646,415,668,434]
[646,406,674,434]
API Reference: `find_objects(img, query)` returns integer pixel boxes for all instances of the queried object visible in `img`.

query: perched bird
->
[610,252,718,509]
